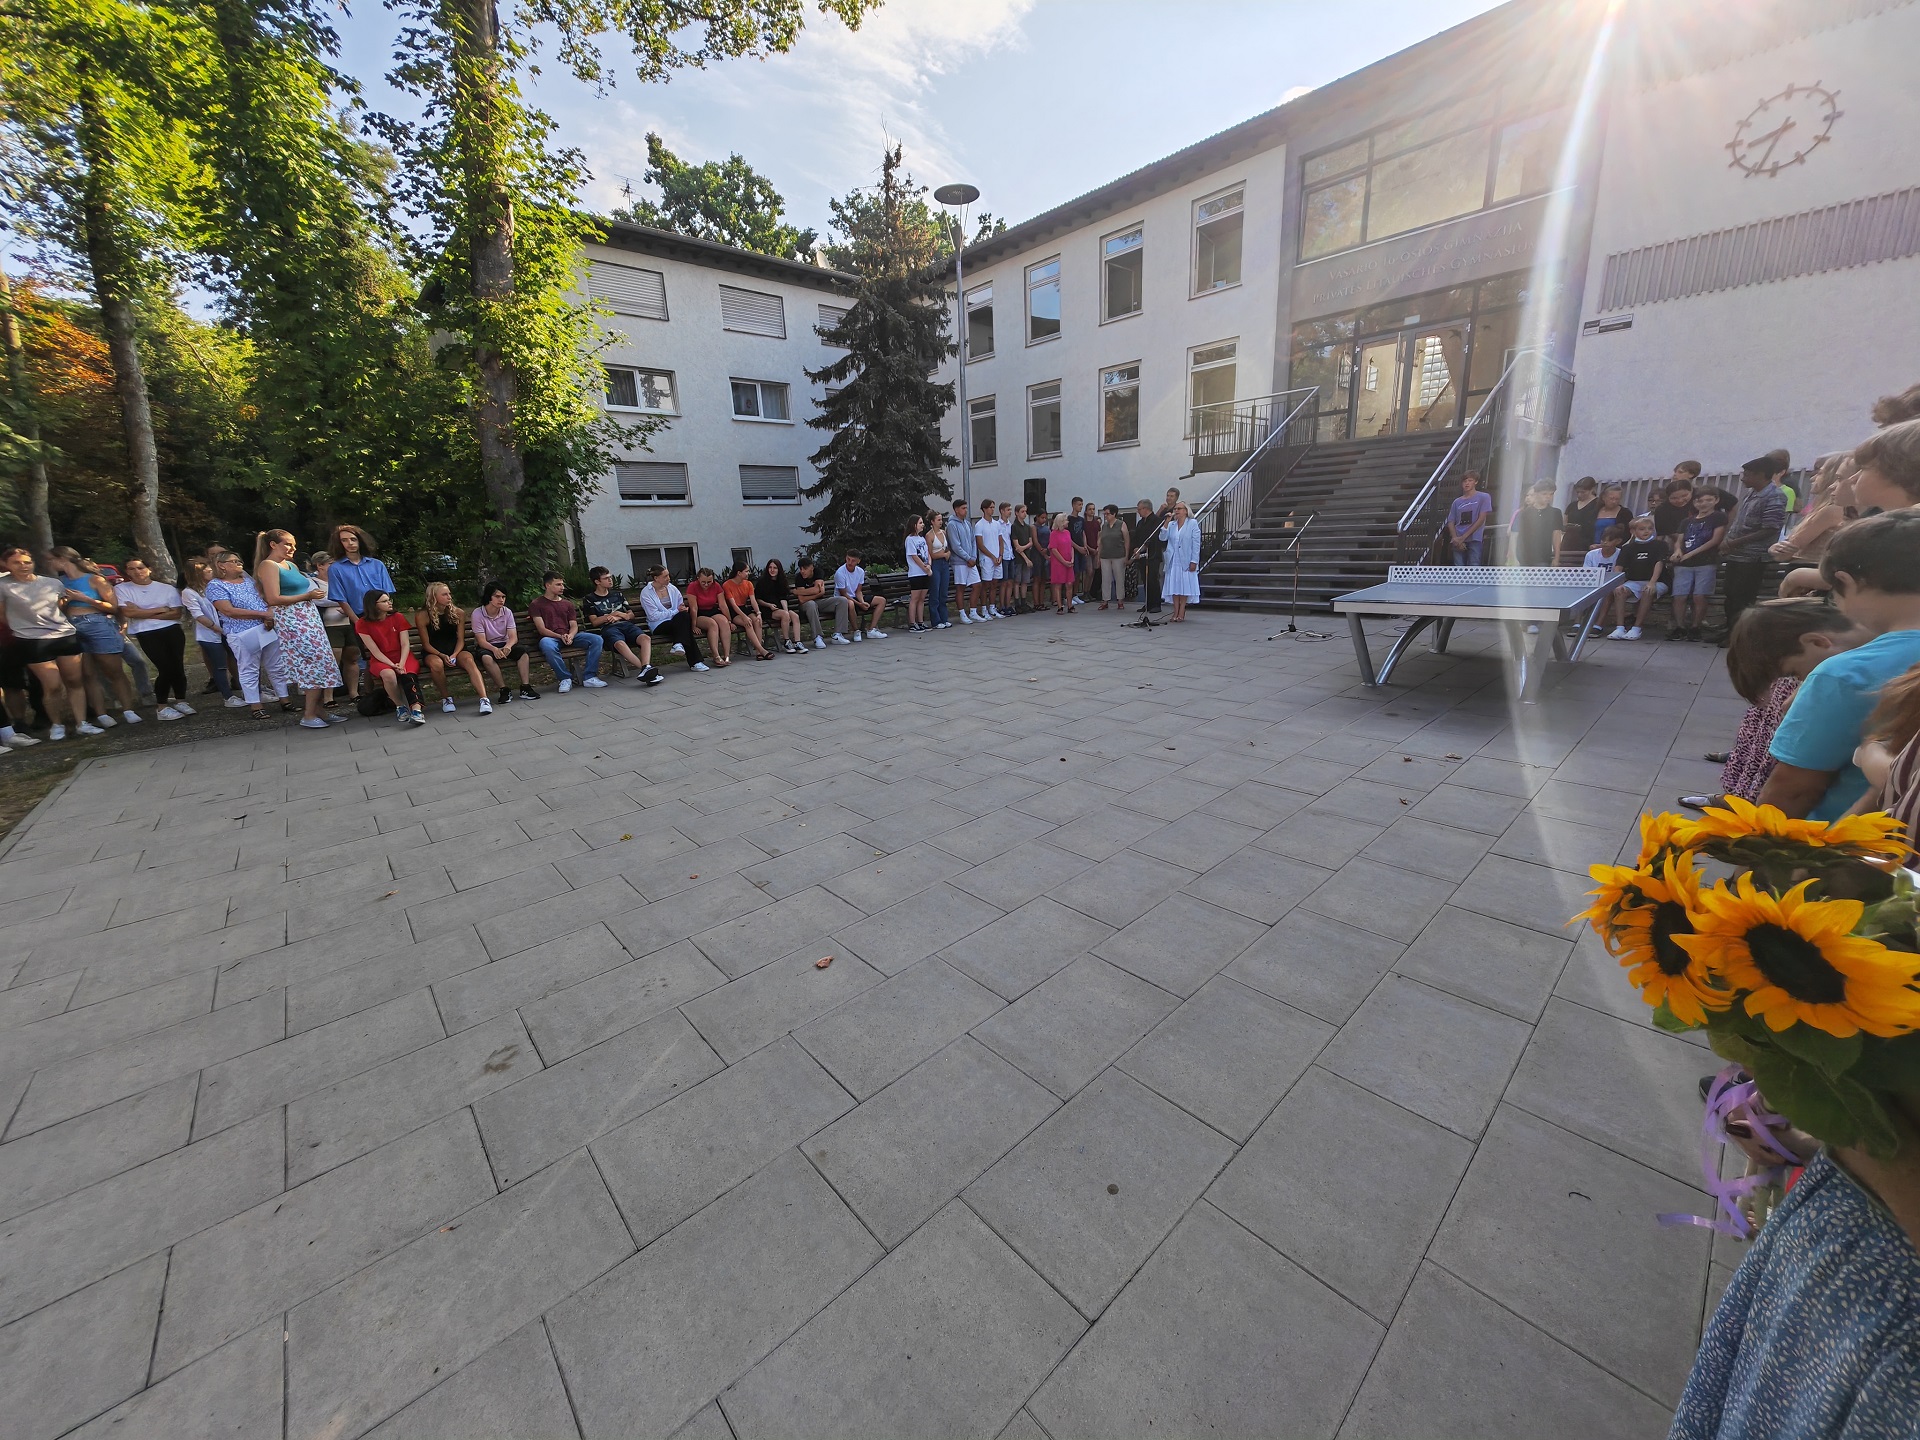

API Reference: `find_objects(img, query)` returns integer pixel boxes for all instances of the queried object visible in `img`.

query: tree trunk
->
[75,80,175,581]
[0,268,53,557]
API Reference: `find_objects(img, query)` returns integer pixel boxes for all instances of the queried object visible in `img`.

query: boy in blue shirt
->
[1762,511,1920,820]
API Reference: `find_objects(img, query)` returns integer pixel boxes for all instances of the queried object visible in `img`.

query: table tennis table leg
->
[1431,617,1455,654]
[1565,599,1604,663]
[1347,613,1380,685]
[1377,617,1438,685]
[1503,620,1557,703]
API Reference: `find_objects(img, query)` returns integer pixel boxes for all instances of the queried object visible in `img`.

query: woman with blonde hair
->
[45,546,141,726]
[416,581,490,714]
[0,544,96,738]
[254,529,343,729]
[178,556,238,706]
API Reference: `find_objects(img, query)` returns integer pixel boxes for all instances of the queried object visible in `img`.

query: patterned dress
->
[1722,677,1799,800]
[1672,1151,1920,1438]
[269,565,342,690]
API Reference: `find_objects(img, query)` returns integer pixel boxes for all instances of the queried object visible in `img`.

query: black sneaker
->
[518,685,540,700]
[497,687,512,704]
[642,668,664,687]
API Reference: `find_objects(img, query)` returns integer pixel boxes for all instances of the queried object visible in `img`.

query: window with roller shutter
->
[719,285,786,337]
[817,303,850,346]
[739,465,800,504]
[614,461,690,503]
[591,263,668,320]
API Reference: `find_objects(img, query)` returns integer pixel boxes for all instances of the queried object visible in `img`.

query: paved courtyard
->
[0,609,1740,1439]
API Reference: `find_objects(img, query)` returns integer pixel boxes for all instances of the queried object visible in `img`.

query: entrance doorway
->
[1351,323,1469,438]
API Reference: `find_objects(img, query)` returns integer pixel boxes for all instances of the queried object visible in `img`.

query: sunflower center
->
[1650,902,1694,976]
[1746,923,1846,1004]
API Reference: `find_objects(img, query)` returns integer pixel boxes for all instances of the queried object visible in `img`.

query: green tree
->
[615,132,816,259]
[0,266,54,550]
[804,145,954,559]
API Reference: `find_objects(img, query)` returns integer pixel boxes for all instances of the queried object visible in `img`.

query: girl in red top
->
[685,568,732,667]
[355,590,425,726]
[721,564,773,660]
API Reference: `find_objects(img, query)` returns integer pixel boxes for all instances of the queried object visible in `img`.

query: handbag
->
[356,685,395,717]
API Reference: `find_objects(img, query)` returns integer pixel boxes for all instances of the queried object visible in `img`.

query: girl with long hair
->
[45,546,141,727]
[255,529,344,728]
[417,581,491,713]
[754,559,806,654]
[355,590,425,726]
[904,516,931,631]
[178,558,238,706]
[113,557,192,719]
[927,512,951,629]
[0,544,94,738]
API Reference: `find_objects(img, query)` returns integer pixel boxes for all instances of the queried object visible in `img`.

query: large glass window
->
[965,283,994,360]
[1365,129,1491,241]
[1493,109,1569,203]
[1101,363,1140,447]
[1188,341,1237,437]
[1028,381,1062,458]
[1027,259,1061,344]
[969,395,997,467]
[1193,187,1243,293]
[1300,176,1366,260]
[1102,226,1143,321]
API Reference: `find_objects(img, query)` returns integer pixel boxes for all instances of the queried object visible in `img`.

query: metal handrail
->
[1191,387,1319,566]
[1189,387,1317,462]
[1396,358,1520,534]
[1194,387,1319,519]
[1188,390,1296,435]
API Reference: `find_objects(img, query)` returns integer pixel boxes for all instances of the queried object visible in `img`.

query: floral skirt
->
[276,602,342,690]
[1722,677,1798,800]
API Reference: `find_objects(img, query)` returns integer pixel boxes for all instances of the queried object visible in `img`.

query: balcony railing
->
[1191,387,1319,565]
[1190,391,1305,465]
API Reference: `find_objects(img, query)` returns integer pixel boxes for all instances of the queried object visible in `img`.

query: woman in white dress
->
[1159,501,1201,621]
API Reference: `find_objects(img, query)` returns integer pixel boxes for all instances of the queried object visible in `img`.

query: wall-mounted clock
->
[1726,83,1841,178]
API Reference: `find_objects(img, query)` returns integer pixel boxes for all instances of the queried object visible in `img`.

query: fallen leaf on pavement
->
[815,956,833,969]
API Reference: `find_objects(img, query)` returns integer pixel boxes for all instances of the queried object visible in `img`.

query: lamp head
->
[933,183,980,206]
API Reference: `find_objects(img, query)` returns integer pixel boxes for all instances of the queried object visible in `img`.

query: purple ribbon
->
[1657,1065,1796,1239]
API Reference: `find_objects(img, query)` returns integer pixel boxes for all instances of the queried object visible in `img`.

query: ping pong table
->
[1330,564,1625,702]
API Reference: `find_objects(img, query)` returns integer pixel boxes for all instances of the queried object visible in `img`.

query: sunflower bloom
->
[1585,852,1728,1025]
[1686,795,1911,859]
[1675,874,1920,1038]
[1635,810,1704,868]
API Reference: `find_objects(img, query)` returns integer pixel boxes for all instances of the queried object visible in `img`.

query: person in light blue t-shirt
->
[1763,511,1920,820]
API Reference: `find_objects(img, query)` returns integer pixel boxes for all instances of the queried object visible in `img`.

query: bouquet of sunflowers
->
[1581,797,1920,1159]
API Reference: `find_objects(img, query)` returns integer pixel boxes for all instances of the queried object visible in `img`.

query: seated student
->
[582,567,661,686]
[790,560,829,649]
[1667,489,1729,641]
[637,566,708,671]
[470,582,538,702]
[417,581,492,714]
[830,551,887,643]
[1582,525,1623,576]
[684,567,732,666]
[1604,516,1670,639]
[529,572,606,693]
[355,590,426,727]
[722,563,774,660]
[754,558,807,654]
[1759,511,1920,820]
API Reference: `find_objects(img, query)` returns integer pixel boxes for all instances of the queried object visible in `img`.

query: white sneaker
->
[157,705,183,721]
[94,713,116,728]
[48,724,66,741]
[831,634,851,645]
[851,632,863,642]
[582,676,609,688]
[478,696,493,714]
[122,709,143,724]
[1625,626,1643,640]
[672,644,685,656]
[172,700,195,716]
[936,621,952,629]
[3,732,39,747]
[1606,626,1629,640]
[441,696,457,712]
[558,677,572,693]
[77,721,106,736]
[224,695,246,708]
[867,629,887,639]
[692,661,710,671]
[960,612,975,624]
[813,637,826,650]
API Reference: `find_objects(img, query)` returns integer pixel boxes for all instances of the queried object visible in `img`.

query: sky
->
[328,0,1510,241]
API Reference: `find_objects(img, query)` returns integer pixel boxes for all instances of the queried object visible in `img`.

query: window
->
[614,461,690,503]
[816,303,851,346]
[969,395,998,467]
[1187,341,1237,437]
[739,465,800,503]
[1028,381,1062,458]
[1026,259,1061,344]
[965,283,994,359]
[1193,187,1243,293]
[604,367,677,414]
[1100,363,1140,448]
[591,263,668,320]
[1300,175,1366,260]
[1493,109,1569,203]
[1102,226,1143,321]
[1365,129,1490,240]
[731,379,791,422]
[629,545,696,584]
[719,284,786,338]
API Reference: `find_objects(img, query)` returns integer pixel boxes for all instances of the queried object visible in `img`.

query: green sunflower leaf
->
[1848,1032,1920,1093]
[1651,1000,1702,1034]
[1744,1049,1865,1151]
[1767,1024,1864,1080]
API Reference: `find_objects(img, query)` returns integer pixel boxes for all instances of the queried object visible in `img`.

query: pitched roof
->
[592,219,858,293]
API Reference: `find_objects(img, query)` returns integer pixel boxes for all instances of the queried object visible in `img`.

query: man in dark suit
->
[1129,499,1164,613]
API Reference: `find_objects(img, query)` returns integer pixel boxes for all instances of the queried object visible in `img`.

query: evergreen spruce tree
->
[804,146,955,561]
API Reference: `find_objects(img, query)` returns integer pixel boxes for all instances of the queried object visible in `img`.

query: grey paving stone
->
[1030,1201,1381,1440]
[1492,811,1624,876]
[1051,848,1198,930]
[477,875,646,960]
[808,1037,1058,1247]
[1094,893,1268,998]
[1116,773,1229,822]
[971,956,1178,1099]
[1254,809,1385,866]
[793,957,1004,1099]
[0,969,213,1087]
[1313,776,1432,826]
[1208,1067,1472,1320]
[286,923,490,1035]
[157,1110,496,1378]
[520,939,728,1061]
[1223,910,1405,1025]
[66,1320,282,1440]
[0,1110,281,1328]
[689,886,865,979]
[671,1403,733,1440]
[830,882,1004,976]
[364,1321,579,1440]
[433,922,632,1034]
[964,1069,1235,1317]
[1319,974,1532,1139]
[1449,755,1555,798]
[1529,778,1649,831]
[286,1152,632,1440]
[405,862,571,942]
[475,1010,721,1185]
[0,1072,195,1221]
[1129,810,1262,872]
[1179,845,1332,924]
[1300,857,1456,942]
[593,1038,854,1246]
[1391,904,1572,1022]
[1358,814,1497,884]
[1261,754,1360,796]
[1118,976,1332,1140]
[735,807,865,861]
[1044,803,1168,861]
[722,1200,1084,1440]
[820,841,969,913]
[0,1253,166,1440]
[1010,776,1135,825]
[549,1149,881,1440]
[925,808,1057,864]
[1452,853,1594,939]
[211,906,418,1007]
[13,990,282,1137]
[1339,1264,1672,1440]
[194,988,443,1139]
[1407,782,1528,835]
[741,832,876,900]
[681,941,882,1062]
[1432,1105,1710,1405]
[950,840,1092,910]
[940,896,1114,1000]
[69,913,285,1009]
[0,971,81,1031]
[845,798,972,854]
[286,1013,538,1185]
[997,1409,1048,1440]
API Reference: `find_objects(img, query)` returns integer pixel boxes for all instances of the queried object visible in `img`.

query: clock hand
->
[1750,117,1797,170]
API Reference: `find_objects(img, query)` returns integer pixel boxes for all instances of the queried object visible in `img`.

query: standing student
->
[1509,481,1565,566]
[1651,465,1703,543]
[1159,502,1201,621]
[927,514,952,630]
[255,529,344,728]
[418,581,494,712]
[113,557,192,719]
[685,568,731,666]
[1097,504,1129,608]
[832,551,887,642]
[791,560,830,648]
[0,545,95,738]
[722,563,774,660]
[754,559,807,654]
[206,550,288,718]
[324,525,394,702]
[1008,504,1034,614]
[582,568,661,683]
[355,591,426,727]
[46,547,141,727]
[1668,489,1729,640]
[471,582,538,701]
[1560,476,1601,554]
[311,553,353,702]
[976,500,1005,618]
[178,558,238,706]
[904,516,932,632]
[1031,510,1054,613]
[638,566,707,670]
[1714,456,1789,642]
[1129,499,1163,613]
[1046,513,1076,614]
[1446,471,1493,564]
[1069,497,1093,606]
[948,499,981,622]
[1604,516,1669,639]
[529,572,606,691]
[1589,484,1634,550]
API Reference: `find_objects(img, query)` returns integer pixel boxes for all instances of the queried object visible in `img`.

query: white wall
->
[1562,4,1920,484]
[938,140,1289,515]
[576,242,844,579]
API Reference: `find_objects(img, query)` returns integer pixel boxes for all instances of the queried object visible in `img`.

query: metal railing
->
[1191,387,1319,564]
[1189,390,1311,464]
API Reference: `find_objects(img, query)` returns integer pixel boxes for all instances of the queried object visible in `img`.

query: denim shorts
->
[70,612,125,654]
[1671,565,1716,598]
[1623,579,1669,600]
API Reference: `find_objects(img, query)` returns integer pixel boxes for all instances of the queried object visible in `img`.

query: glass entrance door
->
[1352,337,1402,439]
[1348,324,1468,437]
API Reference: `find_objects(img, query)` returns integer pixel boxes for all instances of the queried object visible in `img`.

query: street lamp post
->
[934,183,980,510]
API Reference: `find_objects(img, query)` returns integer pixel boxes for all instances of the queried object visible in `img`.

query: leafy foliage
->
[615,132,816,259]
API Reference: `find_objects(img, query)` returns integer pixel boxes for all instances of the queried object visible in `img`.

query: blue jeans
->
[197,638,234,698]
[930,558,951,625]
[538,632,601,682]
[1450,538,1483,565]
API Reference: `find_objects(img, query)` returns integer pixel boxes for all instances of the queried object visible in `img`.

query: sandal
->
[1704,751,1730,764]
[278,698,297,713]
[1679,793,1726,812]
[249,706,269,721]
